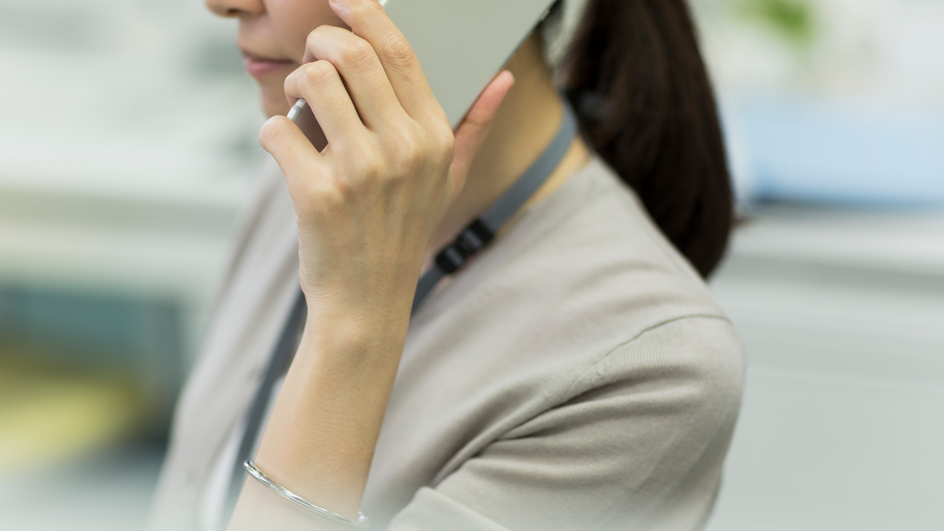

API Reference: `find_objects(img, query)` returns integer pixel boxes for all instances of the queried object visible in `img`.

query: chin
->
[260,86,291,118]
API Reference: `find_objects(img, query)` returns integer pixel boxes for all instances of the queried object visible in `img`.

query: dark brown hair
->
[559,0,733,277]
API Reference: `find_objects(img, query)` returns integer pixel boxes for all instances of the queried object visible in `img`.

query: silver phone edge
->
[288,99,308,124]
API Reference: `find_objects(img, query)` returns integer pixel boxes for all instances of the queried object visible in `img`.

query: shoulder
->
[431,155,735,349]
[389,315,744,530]
[551,315,746,438]
[501,313,745,457]
[509,156,746,434]
[403,153,745,435]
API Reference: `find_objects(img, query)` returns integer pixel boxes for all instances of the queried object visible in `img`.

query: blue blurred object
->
[730,97,944,207]
[0,287,184,429]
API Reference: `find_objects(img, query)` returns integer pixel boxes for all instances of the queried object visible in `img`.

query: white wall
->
[0,0,265,360]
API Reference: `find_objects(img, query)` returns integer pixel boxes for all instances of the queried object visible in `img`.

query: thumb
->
[448,70,515,199]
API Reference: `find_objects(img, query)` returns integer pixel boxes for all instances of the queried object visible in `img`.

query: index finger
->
[329,0,444,125]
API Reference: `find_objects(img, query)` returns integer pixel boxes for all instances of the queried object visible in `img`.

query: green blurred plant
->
[736,0,815,47]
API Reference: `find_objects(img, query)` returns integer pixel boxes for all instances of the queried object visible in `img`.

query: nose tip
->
[206,0,263,18]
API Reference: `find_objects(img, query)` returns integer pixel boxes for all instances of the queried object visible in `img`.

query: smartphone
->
[289,0,558,141]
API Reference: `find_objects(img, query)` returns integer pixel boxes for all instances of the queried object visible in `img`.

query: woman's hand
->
[228,3,514,527]
[259,0,514,326]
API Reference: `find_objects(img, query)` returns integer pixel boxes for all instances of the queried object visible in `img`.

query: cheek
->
[266,0,345,62]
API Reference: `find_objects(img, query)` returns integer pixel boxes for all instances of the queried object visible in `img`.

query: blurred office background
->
[0,0,941,529]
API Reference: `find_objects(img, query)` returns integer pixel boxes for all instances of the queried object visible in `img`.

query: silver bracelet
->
[243,460,371,528]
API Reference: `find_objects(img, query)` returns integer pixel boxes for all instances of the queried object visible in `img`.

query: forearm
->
[228,298,413,530]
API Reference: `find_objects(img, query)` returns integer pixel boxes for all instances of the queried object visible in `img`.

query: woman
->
[150,0,744,529]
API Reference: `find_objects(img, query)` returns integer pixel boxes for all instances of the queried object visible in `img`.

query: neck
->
[426,34,590,259]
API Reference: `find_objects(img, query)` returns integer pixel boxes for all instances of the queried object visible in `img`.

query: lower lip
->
[243,57,295,78]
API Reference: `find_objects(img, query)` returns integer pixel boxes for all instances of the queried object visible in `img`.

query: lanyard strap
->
[412,102,578,314]
[225,102,577,522]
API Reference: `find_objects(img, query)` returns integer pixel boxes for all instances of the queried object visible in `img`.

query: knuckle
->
[422,125,454,164]
[336,150,383,191]
[387,131,423,177]
[358,151,386,180]
[316,181,346,210]
[351,0,383,19]
[300,183,343,219]
[436,128,456,158]
[385,123,418,155]
[301,60,337,87]
[400,134,423,165]
[337,38,375,69]
[380,34,416,71]
[305,28,322,51]
[331,180,363,203]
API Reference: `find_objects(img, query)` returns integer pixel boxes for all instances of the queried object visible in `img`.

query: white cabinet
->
[707,206,944,530]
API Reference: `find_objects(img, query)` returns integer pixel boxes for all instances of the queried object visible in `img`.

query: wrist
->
[300,299,411,367]
[299,252,425,319]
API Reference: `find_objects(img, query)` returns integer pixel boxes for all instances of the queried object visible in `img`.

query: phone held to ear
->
[289,0,558,132]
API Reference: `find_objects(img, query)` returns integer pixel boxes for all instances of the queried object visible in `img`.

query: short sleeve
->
[387,316,745,531]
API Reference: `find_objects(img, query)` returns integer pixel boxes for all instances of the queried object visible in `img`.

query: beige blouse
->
[148,155,745,531]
